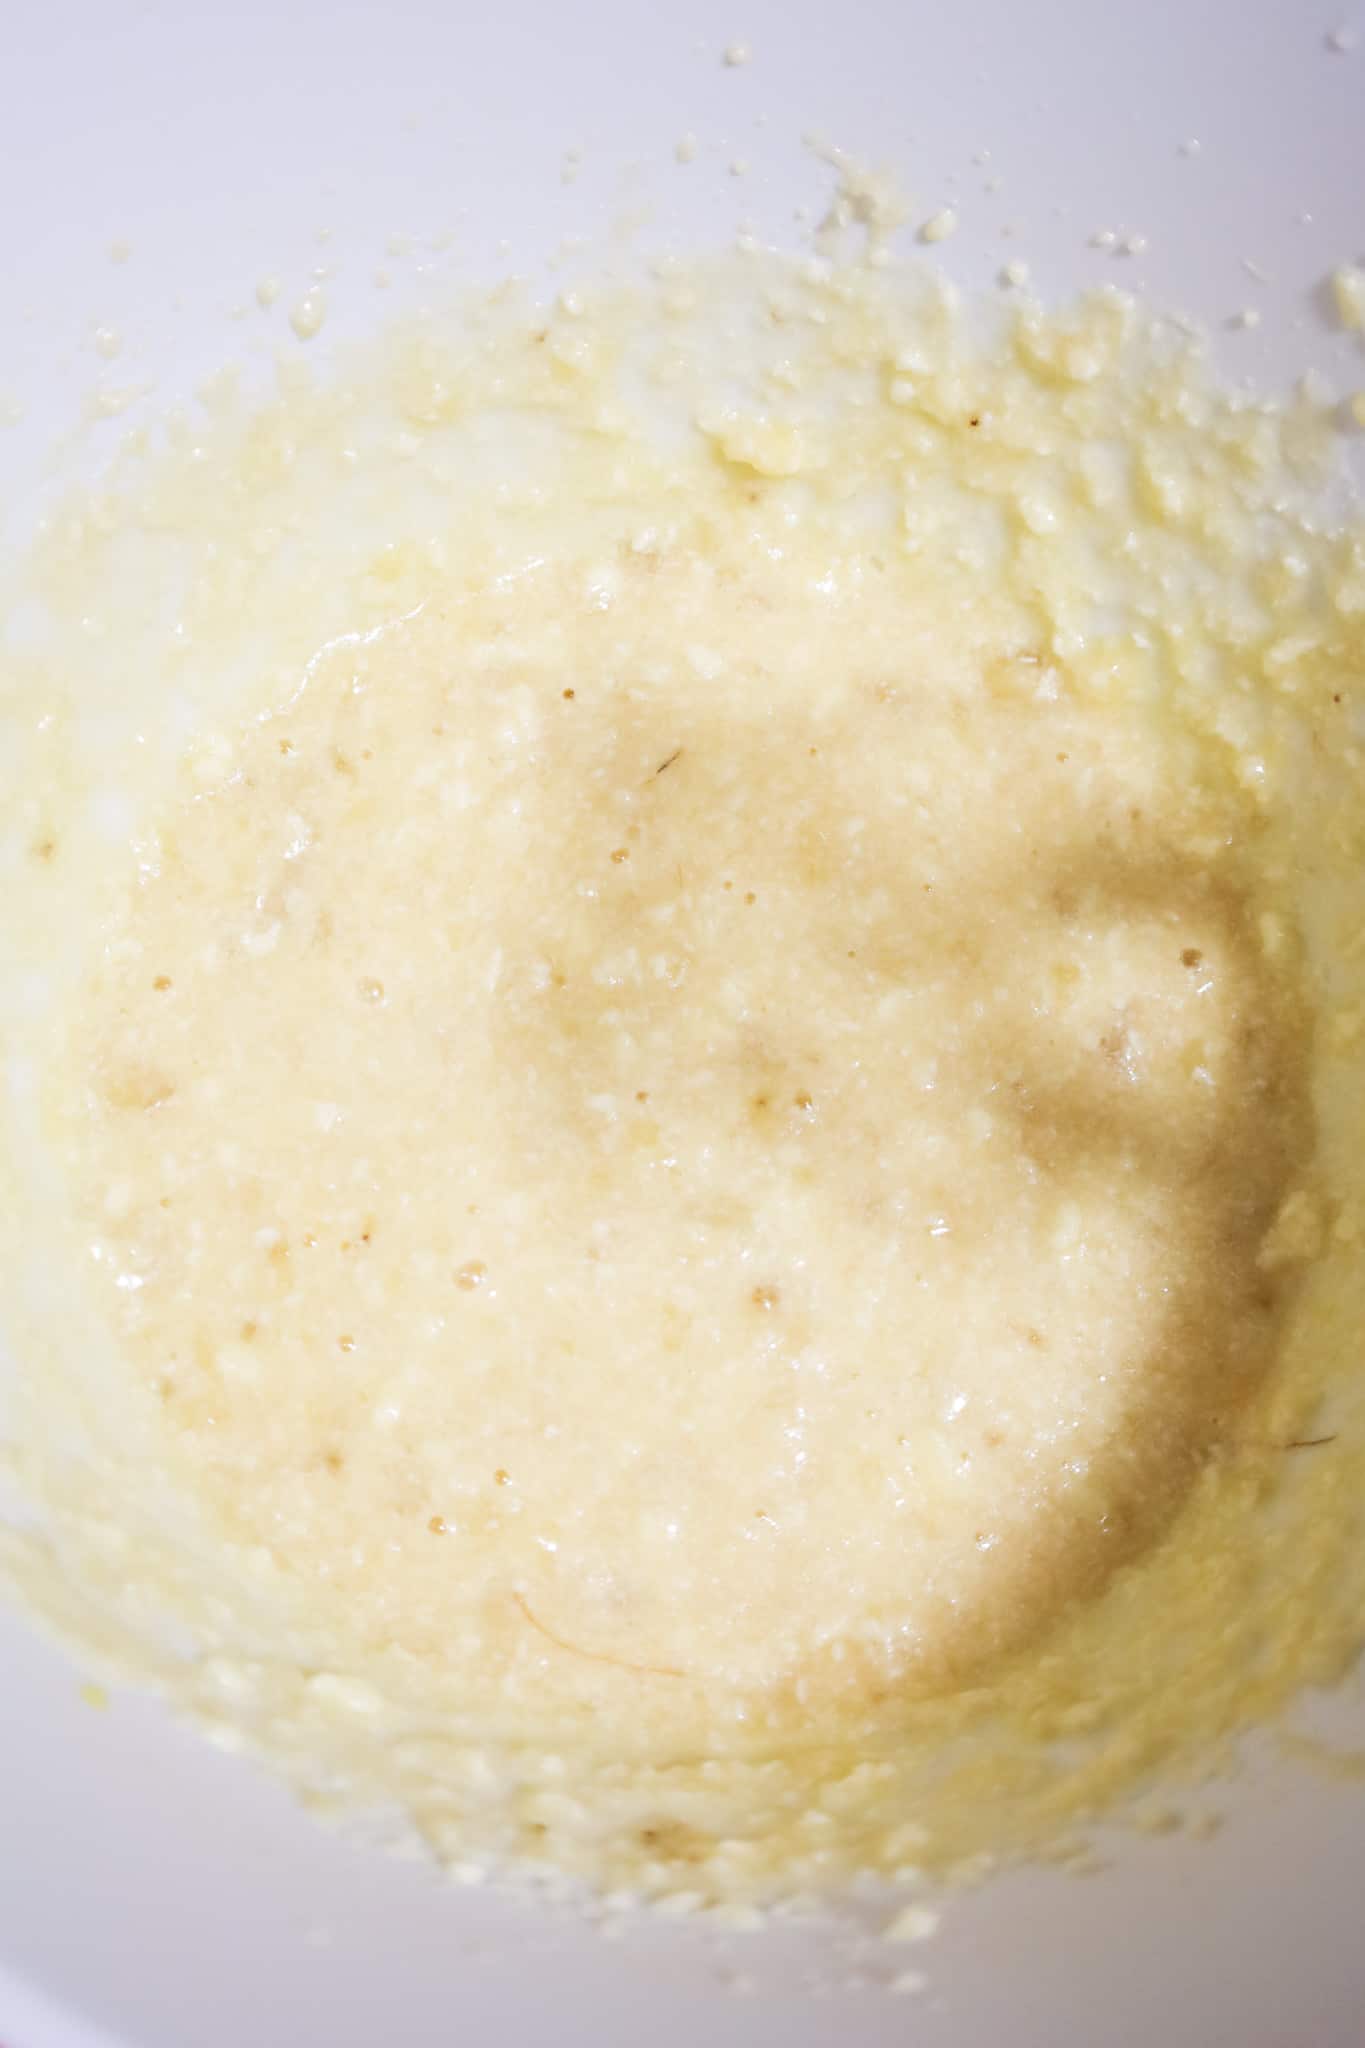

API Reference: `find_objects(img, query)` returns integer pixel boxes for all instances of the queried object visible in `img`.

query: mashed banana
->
[2,237,1364,1903]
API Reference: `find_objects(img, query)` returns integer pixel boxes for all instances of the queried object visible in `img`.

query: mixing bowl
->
[2,4,1363,2043]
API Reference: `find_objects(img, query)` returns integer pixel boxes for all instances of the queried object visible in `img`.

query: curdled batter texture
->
[3,234,1363,1903]
[61,550,1310,1726]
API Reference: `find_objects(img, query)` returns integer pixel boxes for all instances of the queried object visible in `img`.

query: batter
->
[2,234,1362,1902]
[56,542,1311,1720]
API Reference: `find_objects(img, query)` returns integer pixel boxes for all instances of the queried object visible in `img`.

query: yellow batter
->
[3,238,1364,1903]
[58,553,1312,1722]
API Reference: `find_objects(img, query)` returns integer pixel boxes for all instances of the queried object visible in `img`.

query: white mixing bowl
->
[2,4,1363,2043]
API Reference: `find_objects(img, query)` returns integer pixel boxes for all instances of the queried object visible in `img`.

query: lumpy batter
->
[57,547,1310,1726]
[4,235,1363,1901]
